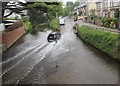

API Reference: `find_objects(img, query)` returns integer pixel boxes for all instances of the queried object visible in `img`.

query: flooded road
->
[2,17,119,84]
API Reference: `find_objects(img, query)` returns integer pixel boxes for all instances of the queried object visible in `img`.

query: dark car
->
[47,32,61,42]
[74,19,77,21]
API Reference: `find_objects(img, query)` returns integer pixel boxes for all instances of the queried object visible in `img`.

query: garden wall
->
[2,26,25,51]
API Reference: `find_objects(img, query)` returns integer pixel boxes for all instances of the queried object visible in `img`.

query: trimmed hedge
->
[76,26,120,61]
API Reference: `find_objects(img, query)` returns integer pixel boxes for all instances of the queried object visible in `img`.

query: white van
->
[59,17,65,25]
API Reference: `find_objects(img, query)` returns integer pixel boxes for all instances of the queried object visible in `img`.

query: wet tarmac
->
[1,17,119,84]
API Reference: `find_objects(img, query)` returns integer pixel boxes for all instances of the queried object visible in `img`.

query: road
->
[1,17,119,84]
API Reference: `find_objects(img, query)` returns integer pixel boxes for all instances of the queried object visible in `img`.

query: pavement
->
[77,20,120,34]
[1,17,119,85]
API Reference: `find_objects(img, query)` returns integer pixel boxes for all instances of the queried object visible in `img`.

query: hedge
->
[76,26,120,61]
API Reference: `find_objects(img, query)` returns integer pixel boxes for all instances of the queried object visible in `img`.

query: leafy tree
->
[62,2,74,17]
[73,1,79,8]
[23,2,63,33]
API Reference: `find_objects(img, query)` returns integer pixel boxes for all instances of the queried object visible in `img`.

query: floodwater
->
[1,17,119,85]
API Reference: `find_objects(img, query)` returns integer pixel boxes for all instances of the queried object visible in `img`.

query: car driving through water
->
[47,32,61,42]
[59,16,65,25]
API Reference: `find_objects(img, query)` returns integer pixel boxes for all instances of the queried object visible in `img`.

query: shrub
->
[5,20,23,32]
[111,18,117,24]
[100,17,118,28]
[76,26,119,61]
[21,16,29,22]
[49,19,60,31]
[24,21,32,33]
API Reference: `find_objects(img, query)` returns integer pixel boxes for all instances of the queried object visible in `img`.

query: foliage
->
[73,1,80,7]
[63,7,70,17]
[76,26,119,61]
[63,2,74,17]
[49,19,59,31]
[66,2,74,11]
[5,20,23,32]
[27,8,48,28]
[23,2,63,33]
[24,21,32,33]
[100,17,118,28]
[62,1,80,17]
[111,18,118,24]
[21,16,29,22]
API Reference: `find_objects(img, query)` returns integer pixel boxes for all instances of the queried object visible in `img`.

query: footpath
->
[77,20,120,34]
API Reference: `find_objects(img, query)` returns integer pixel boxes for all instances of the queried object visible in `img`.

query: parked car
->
[74,19,77,21]
[47,32,61,42]
[77,16,84,20]
[59,17,65,25]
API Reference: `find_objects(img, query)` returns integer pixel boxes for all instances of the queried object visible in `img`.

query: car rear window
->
[49,34,54,36]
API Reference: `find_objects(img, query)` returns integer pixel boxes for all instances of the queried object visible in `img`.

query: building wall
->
[2,26,25,51]
[95,0,119,17]
[88,2,96,10]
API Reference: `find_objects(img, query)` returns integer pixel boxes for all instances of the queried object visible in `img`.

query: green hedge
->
[76,26,120,61]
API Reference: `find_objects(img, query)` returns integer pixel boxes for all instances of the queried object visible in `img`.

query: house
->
[74,0,97,17]
[1,0,26,51]
[87,0,96,15]
[96,0,119,17]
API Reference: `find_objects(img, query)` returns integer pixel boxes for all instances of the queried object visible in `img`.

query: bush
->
[5,20,23,32]
[49,19,60,31]
[100,17,118,28]
[21,16,29,22]
[76,26,120,61]
[24,21,32,33]
[111,18,117,24]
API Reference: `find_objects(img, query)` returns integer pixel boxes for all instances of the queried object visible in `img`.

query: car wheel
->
[47,38,50,42]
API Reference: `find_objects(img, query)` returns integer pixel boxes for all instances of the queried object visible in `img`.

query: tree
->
[23,2,63,32]
[62,2,74,17]
[73,1,79,8]
[66,2,74,11]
